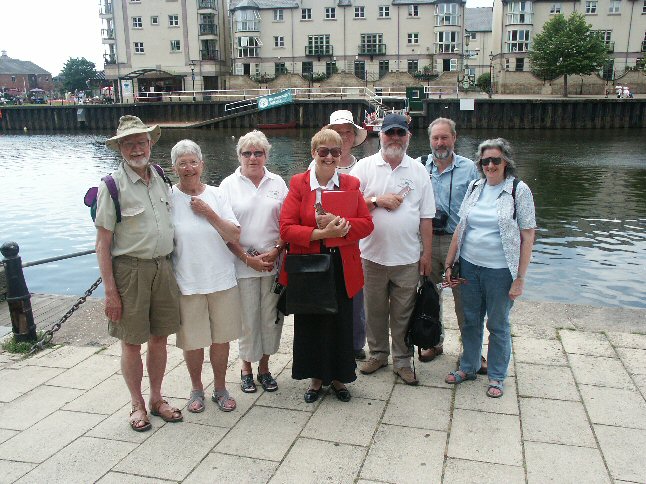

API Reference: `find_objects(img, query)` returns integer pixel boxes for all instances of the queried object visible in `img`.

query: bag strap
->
[152,164,173,190]
[511,177,519,220]
[101,174,121,223]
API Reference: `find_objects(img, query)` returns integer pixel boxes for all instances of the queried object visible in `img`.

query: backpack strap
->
[152,164,173,190]
[511,177,519,220]
[420,155,428,164]
[101,174,121,223]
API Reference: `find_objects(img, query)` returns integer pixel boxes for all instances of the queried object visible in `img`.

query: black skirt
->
[291,250,356,385]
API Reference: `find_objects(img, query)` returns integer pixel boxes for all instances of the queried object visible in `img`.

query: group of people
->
[95,109,536,432]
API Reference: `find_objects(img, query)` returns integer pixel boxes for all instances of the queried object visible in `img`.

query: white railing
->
[423,85,458,97]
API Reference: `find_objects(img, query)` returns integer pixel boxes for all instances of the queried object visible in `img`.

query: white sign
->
[460,99,475,111]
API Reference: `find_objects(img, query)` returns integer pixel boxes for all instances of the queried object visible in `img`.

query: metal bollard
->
[1,242,37,342]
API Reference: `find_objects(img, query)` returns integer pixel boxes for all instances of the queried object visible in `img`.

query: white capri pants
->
[237,275,284,362]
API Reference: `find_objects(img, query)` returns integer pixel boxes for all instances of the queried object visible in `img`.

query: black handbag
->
[285,253,338,315]
[405,277,442,350]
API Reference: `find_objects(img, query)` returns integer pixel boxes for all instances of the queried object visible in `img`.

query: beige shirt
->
[95,162,174,258]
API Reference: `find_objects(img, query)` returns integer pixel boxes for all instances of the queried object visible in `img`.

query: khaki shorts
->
[176,286,243,351]
[109,255,180,345]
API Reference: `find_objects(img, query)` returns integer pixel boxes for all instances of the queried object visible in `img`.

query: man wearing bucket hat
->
[95,115,182,432]
[350,113,435,385]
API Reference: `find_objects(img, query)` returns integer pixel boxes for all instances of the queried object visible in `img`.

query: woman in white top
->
[220,131,288,393]
[170,139,242,413]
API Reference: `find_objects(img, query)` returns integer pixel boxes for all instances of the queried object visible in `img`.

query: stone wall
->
[615,70,646,94]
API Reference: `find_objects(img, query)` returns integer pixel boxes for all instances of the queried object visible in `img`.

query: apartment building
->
[492,0,646,78]
[100,0,230,99]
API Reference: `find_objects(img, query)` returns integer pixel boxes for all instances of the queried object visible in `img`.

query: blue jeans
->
[458,257,514,382]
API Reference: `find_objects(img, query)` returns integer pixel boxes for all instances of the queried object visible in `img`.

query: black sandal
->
[240,372,257,393]
[304,386,323,403]
[257,371,278,392]
[331,384,351,402]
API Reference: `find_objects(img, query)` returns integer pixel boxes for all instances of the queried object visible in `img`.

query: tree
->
[476,73,491,93]
[529,12,608,97]
[60,58,97,93]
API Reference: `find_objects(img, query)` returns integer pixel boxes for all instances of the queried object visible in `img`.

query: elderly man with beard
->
[350,113,435,385]
[95,115,182,432]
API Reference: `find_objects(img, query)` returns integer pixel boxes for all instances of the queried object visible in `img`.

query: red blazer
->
[279,171,374,298]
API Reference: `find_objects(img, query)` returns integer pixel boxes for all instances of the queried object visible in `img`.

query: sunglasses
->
[480,157,503,166]
[384,128,408,137]
[241,150,265,158]
[316,147,342,158]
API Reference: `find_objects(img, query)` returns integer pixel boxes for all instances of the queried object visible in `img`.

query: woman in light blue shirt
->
[443,138,536,398]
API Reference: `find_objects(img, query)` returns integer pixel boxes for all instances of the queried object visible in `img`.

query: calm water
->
[1,128,645,309]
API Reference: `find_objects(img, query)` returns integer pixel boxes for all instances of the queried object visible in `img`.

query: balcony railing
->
[236,21,260,32]
[305,45,333,56]
[642,40,646,52]
[358,44,386,56]
[104,53,116,64]
[605,41,615,53]
[198,0,216,9]
[101,28,114,39]
[200,49,219,61]
[100,3,113,15]
[199,23,217,35]
[435,44,458,54]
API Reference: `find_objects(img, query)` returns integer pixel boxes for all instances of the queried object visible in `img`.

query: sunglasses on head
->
[384,128,408,137]
[241,150,265,158]
[480,157,503,166]
[316,147,342,158]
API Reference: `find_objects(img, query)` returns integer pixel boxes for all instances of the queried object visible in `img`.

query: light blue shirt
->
[421,153,479,234]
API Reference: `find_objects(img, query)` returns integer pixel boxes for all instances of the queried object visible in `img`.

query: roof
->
[465,7,493,32]
[0,53,50,76]
[229,0,299,9]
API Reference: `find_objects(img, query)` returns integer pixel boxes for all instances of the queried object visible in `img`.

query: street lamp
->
[188,60,196,101]
[488,52,494,98]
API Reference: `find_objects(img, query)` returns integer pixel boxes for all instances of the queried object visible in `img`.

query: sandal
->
[187,389,205,413]
[445,370,477,384]
[241,372,257,393]
[212,389,237,412]
[257,371,278,392]
[487,381,504,398]
[149,399,183,422]
[129,403,151,432]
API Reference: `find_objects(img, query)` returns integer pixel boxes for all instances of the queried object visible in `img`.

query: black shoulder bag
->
[405,277,442,352]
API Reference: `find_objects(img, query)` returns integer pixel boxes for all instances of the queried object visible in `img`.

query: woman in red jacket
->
[280,128,374,403]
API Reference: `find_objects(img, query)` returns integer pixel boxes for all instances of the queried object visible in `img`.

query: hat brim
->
[105,125,161,151]
[324,121,368,148]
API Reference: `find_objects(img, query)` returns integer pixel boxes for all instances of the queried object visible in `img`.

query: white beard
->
[124,156,150,169]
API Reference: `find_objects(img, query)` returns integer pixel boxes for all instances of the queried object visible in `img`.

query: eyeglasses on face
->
[120,140,149,150]
[177,160,201,169]
[480,157,503,166]
[316,147,342,158]
[384,128,408,137]
[240,150,265,158]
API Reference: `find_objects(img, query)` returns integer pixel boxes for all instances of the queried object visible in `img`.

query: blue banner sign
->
[257,89,293,110]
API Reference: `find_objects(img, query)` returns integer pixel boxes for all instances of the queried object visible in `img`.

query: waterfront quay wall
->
[0,98,644,131]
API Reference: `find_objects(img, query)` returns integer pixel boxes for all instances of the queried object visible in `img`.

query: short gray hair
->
[427,118,456,137]
[475,138,517,177]
[171,139,203,166]
[236,130,271,157]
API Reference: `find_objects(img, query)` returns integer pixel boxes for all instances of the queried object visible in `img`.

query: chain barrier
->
[26,277,103,357]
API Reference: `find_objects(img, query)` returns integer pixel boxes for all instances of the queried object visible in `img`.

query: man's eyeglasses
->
[240,150,265,158]
[384,128,408,137]
[177,160,201,169]
[120,140,149,150]
[316,147,342,158]
[480,157,503,166]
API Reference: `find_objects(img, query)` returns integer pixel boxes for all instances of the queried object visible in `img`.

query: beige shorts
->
[176,285,243,351]
[109,255,180,345]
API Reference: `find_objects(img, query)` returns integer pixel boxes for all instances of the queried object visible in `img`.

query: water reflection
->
[0,128,644,309]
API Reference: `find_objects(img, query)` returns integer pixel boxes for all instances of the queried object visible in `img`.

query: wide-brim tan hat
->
[105,115,161,151]
[325,109,367,147]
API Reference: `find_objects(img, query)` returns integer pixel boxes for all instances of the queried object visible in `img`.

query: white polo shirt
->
[351,152,436,266]
[219,167,288,279]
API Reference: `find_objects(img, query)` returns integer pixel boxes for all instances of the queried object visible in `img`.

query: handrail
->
[21,249,96,269]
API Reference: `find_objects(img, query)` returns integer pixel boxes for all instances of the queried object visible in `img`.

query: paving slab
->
[0,459,35,484]
[594,424,646,482]
[85,401,164,444]
[0,429,17,445]
[511,323,557,340]
[579,385,646,429]
[347,366,397,400]
[22,345,100,369]
[520,397,596,447]
[158,361,214,399]
[382,384,452,432]
[270,438,365,484]
[254,372,325,412]
[568,354,635,389]
[360,424,445,484]
[443,458,525,484]
[62,375,132,415]
[0,385,83,430]
[441,328,463,356]
[15,436,137,484]
[606,331,646,350]
[454,377,519,415]
[515,363,580,401]
[184,452,278,484]
[447,409,522,466]
[182,383,261,429]
[415,353,462,389]
[114,422,225,481]
[524,441,610,484]
[616,347,646,375]
[0,410,104,463]
[0,365,64,402]
[214,406,310,461]
[47,354,120,390]
[633,374,646,396]
[558,330,615,357]
[512,337,568,366]
[97,472,176,483]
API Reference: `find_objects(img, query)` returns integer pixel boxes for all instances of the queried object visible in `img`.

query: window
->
[378,60,389,77]
[507,1,533,23]
[134,42,144,54]
[408,33,419,44]
[354,6,365,18]
[585,1,597,14]
[151,16,159,25]
[354,60,366,79]
[609,0,621,13]
[506,29,531,52]
[169,15,179,26]
[274,36,284,47]
[302,61,313,76]
[409,5,419,17]
[11,76,16,82]
[325,7,336,19]
[442,58,458,72]
[515,58,525,71]
[200,13,216,34]
[132,16,142,28]
[593,30,614,51]
[407,60,419,73]
[275,62,287,74]
[301,8,311,20]
[378,6,390,18]
[273,9,283,21]
[643,0,646,13]
[469,32,477,40]
[306,34,332,55]
[325,61,336,77]
[360,33,385,54]
[435,3,459,26]
[550,3,561,13]
[236,9,260,31]
[602,60,614,80]
[170,40,181,52]
[237,36,261,57]
[435,31,458,53]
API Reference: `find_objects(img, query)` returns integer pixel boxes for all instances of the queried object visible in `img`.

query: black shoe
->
[240,372,257,393]
[331,384,351,402]
[304,386,323,403]
[354,349,366,360]
[257,371,278,392]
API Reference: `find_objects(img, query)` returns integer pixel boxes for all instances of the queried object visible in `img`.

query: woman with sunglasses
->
[443,138,536,398]
[220,130,288,394]
[279,128,374,403]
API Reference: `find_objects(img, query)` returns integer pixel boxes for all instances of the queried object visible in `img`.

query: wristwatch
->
[370,196,378,208]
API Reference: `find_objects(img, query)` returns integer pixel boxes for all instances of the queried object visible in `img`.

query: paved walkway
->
[0,297,645,483]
